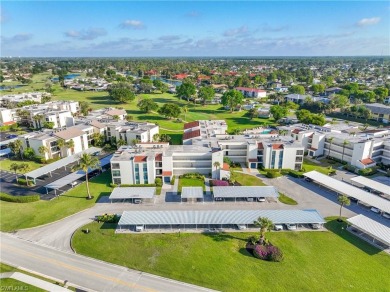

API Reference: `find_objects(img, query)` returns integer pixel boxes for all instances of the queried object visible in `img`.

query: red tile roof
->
[183,129,201,140]
[258,143,264,150]
[184,121,200,130]
[222,163,230,171]
[145,70,157,75]
[360,158,375,165]
[134,155,147,163]
[155,153,162,161]
[197,74,211,80]
[248,158,258,162]
[272,144,284,150]
[292,129,301,134]
[235,87,266,93]
[173,73,188,80]
[162,171,172,176]
[3,121,16,125]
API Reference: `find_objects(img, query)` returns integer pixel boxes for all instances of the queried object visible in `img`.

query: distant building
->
[235,87,267,98]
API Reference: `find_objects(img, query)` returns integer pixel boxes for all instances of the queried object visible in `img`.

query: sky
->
[1,1,389,57]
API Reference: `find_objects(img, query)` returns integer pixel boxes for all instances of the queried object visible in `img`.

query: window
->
[113,178,121,185]
[278,151,283,168]
[111,163,120,169]
[112,170,121,177]
[294,164,302,171]
[271,151,276,168]
[296,150,304,155]
[295,157,303,162]
[143,163,147,171]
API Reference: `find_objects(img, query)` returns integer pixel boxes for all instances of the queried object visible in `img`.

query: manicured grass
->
[0,171,113,232]
[303,158,336,175]
[0,158,43,172]
[72,219,390,291]
[233,171,266,186]
[0,278,44,292]
[278,193,298,205]
[178,177,205,192]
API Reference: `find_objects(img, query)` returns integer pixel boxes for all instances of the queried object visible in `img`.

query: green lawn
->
[302,158,336,175]
[278,193,298,205]
[0,278,44,292]
[0,158,43,172]
[234,171,266,186]
[0,171,113,232]
[178,177,205,192]
[72,219,390,292]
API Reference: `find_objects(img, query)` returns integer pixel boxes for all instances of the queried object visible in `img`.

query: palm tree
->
[33,114,44,129]
[112,115,120,121]
[183,105,188,122]
[337,195,351,222]
[38,146,48,159]
[341,140,349,163]
[117,139,127,147]
[213,161,221,171]
[153,134,160,142]
[327,137,334,158]
[65,139,75,155]
[228,170,237,185]
[9,163,20,181]
[56,138,65,158]
[253,217,274,244]
[73,153,100,200]
[9,140,23,159]
[18,163,30,186]
[130,138,139,146]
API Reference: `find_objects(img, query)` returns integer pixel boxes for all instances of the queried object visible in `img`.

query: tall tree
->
[270,105,288,121]
[221,90,244,112]
[289,85,305,95]
[198,86,215,105]
[9,163,20,181]
[341,140,349,163]
[158,104,181,119]
[73,153,100,200]
[176,82,196,102]
[108,82,136,103]
[38,146,48,158]
[65,139,75,155]
[8,140,23,159]
[253,217,274,244]
[337,195,350,222]
[327,137,334,158]
[182,105,188,121]
[18,163,30,185]
[137,98,158,113]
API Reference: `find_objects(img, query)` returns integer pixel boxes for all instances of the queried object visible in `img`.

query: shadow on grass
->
[100,222,117,230]
[325,219,381,255]
[202,232,247,242]
[238,247,255,258]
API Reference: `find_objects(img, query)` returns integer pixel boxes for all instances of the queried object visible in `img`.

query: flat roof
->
[347,215,390,246]
[350,176,390,196]
[109,187,156,200]
[212,186,279,198]
[118,209,325,226]
[25,147,102,179]
[304,171,390,213]
[181,187,203,199]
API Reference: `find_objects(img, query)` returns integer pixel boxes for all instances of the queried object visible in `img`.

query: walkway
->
[0,272,70,291]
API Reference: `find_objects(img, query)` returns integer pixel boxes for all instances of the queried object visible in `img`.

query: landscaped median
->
[0,171,113,232]
[71,217,390,291]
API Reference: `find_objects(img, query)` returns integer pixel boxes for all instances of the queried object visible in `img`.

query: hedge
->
[358,167,378,176]
[109,183,157,188]
[0,192,40,203]
[17,178,34,186]
[96,214,120,223]
[179,173,205,179]
[265,170,282,178]
[170,176,175,185]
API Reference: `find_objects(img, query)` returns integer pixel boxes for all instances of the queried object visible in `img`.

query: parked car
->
[274,224,283,231]
[236,224,247,230]
[134,199,142,204]
[257,197,266,202]
[304,177,313,182]
[286,224,297,230]
[215,197,223,201]
[310,223,321,229]
[370,207,380,213]
[348,196,358,203]
[6,134,17,139]
[135,225,144,232]
[246,198,254,202]
[382,212,390,219]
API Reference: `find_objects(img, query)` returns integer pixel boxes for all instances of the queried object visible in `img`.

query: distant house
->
[365,103,390,123]
[257,108,271,118]
[235,87,267,98]
[173,73,189,80]
[325,87,342,96]
[274,87,289,93]
[285,94,311,104]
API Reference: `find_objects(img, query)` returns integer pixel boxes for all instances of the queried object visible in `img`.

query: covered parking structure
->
[109,187,156,203]
[304,171,390,214]
[117,209,325,232]
[181,187,204,203]
[350,176,390,197]
[25,147,102,184]
[347,214,390,249]
[212,186,279,202]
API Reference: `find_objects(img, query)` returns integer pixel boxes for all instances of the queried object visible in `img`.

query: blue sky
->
[1,1,389,57]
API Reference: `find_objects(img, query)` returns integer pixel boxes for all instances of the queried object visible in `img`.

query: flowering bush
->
[253,244,283,262]
[253,245,268,260]
[210,180,229,187]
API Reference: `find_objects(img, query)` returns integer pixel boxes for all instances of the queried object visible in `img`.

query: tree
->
[42,121,55,129]
[153,134,160,142]
[228,170,237,185]
[374,87,388,103]
[125,115,134,122]
[108,82,135,103]
[176,82,196,102]
[198,86,215,105]
[18,163,30,185]
[153,79,168,93]
[56,138,65,157]
[117,139,127,147]
[232,128,242,135]
[9,163,20,180]
[137,99,158,113]
[91,133,105,147]
[270,105,288,121]
[327,137,334,158]
[79,101,90,116]
[183,105,188,121]
[213,161,220,171]
[331,95,349,110]
[158,104,181,119]
[138,78,154,93]
[73,153,100,199]
[38,146,48,158]
[9,140,23,159]
[341,140,349,163]
[112,115,120,121]
[289,85,305,95]
[160,134,171,143]
[65,139,75,155]
[253,217,274,244]
[337,195,350,222]
[248,108,257,120]
[311,84,325,94]
[33,114,44,129]
[221,90,244,112]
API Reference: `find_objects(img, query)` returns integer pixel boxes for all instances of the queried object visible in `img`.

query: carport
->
[350,176,390,196]
[181,187,204,203]
[212,186,279,202]
[109,187,156,203]
[304,171,390,214]
[347,214,390,249]
[24,147,102,184]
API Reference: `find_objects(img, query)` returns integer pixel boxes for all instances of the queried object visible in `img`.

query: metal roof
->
[181,187,204,199]
[109,187,156,200]
[25,147,102,179]
[347,215,390,246]
[350,176,390,196]
[118,209,325,226]
[0,148,11,157]
[213,186,279,198]
[304,171,390,214]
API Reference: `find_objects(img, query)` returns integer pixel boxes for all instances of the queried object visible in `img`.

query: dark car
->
[304,177,313,182]
[6,134,18,139]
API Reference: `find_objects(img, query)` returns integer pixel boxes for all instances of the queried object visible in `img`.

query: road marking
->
[1,243,157,292]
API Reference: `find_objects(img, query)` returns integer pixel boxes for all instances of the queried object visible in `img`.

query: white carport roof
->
[350,176,390,196]
[0,148,11,157]
[25,147,102,179]
[347,215,390,246]
[213,186,279,198]
[304,171,390,214]
[118,209,325,226]
[109,187,156,200]
[181,187,204,199]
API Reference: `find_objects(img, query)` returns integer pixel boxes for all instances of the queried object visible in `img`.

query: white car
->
[257,197,266,202]
[286,224,297,230]
[382,212,390,219]
[310,223,321,229]
[370,207,380,213]
[274,224,283,231]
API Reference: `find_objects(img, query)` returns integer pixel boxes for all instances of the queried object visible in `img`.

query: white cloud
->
[1,33,32,44]
[356,17,381,27]
[223,26,249,37]
[120,20,145,29]
[64,28,106,40]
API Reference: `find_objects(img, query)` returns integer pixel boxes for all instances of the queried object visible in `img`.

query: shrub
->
[109,183,117,188]
[358,167,378,176]
[96,213,120,223]
[265,170,281,178]
[210,180,229,187]
[0,192,40,203]
[155,177,163,187]
[17,178,34,186]
[180,173,205,179]
[286,169,304,178]
[253,245,269,260]
[267,246,284,262]
[170,176,175,185]
[120,184,155,187]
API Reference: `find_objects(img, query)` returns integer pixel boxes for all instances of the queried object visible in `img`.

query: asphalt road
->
[0,234,214,292]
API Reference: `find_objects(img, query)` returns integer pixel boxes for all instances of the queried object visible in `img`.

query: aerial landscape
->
[0,1,390,291]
